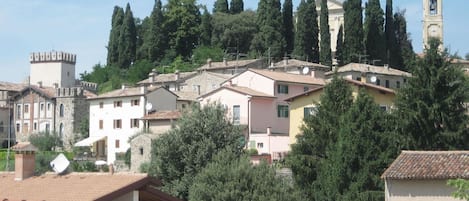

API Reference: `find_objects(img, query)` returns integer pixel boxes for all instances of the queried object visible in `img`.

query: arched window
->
[59,104,64,117]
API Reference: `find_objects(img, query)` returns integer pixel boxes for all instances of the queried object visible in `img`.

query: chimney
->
[175,70,180,81]
[37,81,42,88]
[109,163,114,175]
[140,86,147,94]
[148,72,154,83]
[266,127,271,135]
[311,70,325,79]
[121,84,126,90]
[53,83,58,89]
[223,58,228,66]
[384,64,389,70]
[207,58,212,68]
[12,142,38,181]
[283,56,289,65]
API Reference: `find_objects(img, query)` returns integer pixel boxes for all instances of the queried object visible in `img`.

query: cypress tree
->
[385,0,398,67]
[146,0,167,63]
[107,6,124,66]
[320,0,332,66]
[199,7,212,46]
[283,0,294,54]
[364,0,385,65]
[394,10,415,71]
[343,0,363,64]
[250,0,285,61]
[336,25,345,66]
[117,3,137,69]
[230,0,244,14]
[292,0,319,63]
[213,0,229,13]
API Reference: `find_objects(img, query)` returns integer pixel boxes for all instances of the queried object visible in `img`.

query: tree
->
[148,103,244,200]
[466,53,469,60]
[29,132,63,151]
[395,38,469,150]
[230,0,244,14]
[287,77,353,193]
[164,0,201,58]
[199,7,212,46]
[189,148,302,201]
[292,0,319,63]
[343,0,363,63]
[107,6,124,66]
[146,0,167,63]
[211,11,257,54]
[320,0,332,66]
[283,0,294,54]
[364,0,385,64]
[385,0,398,67]
[213,0,229,13]
[250,0,285,61]
[117,3,137,69]
[394,10,415,71]
[336,25,345,66]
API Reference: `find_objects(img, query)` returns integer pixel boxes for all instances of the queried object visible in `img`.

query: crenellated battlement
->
[55,87,84,97]
[30,51,76,64]
[79,81,98,92]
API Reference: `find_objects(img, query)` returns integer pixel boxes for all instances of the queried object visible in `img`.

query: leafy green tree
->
[191,46,224,66]
[135,17,150,61]
[164,0,201,58]
[117,3,137,69]
[336,25,345,66]
[250,0,285,61]
[199,7,212,46]
[146,0,167,63]
[148,103,244,200]
[126,60,154,83]
[343,0,363,63]
[320,0,332,66]
[189,148,302,201]
[107,6,124,66]
[283,0,294,54]
[385,0,398,67]
[230,0,244,14]
[448,179,469,201]
[394,10,415,71]
[395,38,469,150]
[293,0,319,63]
[364,0,385,64]
[287,77,353,193]
[29,132,63,151]
[213,0,229,13]
[211,11,257,54]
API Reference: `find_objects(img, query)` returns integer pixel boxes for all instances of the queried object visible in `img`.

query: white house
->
[78,86,177,164]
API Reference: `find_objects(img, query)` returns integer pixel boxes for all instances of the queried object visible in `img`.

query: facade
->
[84,86,177,164]
[382,151,468,201]
[285,79,396,144]
[30,51,77,88]
[0,81,26,147]
[197,58,266,75]
[423,0,443,50]
[199,69,324,158]
[326,63,412,89]
[270,58,330,77]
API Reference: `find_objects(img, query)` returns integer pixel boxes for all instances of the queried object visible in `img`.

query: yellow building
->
[285,79,396,144]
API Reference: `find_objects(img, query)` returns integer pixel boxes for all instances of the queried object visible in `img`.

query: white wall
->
[385,179,461,201]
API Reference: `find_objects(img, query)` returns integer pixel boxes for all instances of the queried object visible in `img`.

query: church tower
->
[423,0,443,50]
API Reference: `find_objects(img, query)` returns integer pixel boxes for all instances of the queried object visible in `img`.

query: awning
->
[74,136,106,147]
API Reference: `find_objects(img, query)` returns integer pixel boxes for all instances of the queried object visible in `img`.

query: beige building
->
[382,150,467,201]
[270,58,330,77]
[29,51,77,88]
[316,0,344,55]
[423,0,443,50]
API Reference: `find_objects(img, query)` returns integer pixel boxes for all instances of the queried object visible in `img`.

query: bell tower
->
[423,0,443,51]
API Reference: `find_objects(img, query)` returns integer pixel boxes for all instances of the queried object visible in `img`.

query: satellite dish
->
[145,102,153,110]
[302,66,310,75]
[370,76,377,83]
[50,153,70,174]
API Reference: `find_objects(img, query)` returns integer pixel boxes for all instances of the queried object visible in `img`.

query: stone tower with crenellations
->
[29,51,76,88]
[423,0,443,51]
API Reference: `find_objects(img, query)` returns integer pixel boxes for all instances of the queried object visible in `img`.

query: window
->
[16,105,21,119]
[114,101,122,108]
[0,121,3,133]
[304,107,317,118]
[131,99,140,106]
[99,120,103,129]
[115,140,120,148]
[24,104,29,113]
[277,105,289,118]
[396,81,401,88]
[182,104,186,109]
[47,103,51,111]
[304,86,309,92]
[34,122,37,130]
[40,103,44,111]
[403,78,407,84]
[131,119,139,128]
[385,80,390,88]
[380,105,388,111]
[45,124,50,134]
[376,79,381,86]
[113,119,122,129]
[23,123,28,133]
[356,77,361,81]
[16,123,20,132]
[99,102,103,109]
[59,104,64,117]
[139,147,144,155]
[277,84,289,94]
[429,0,437,15]
[233,105,240,125]
[257,143,264,149]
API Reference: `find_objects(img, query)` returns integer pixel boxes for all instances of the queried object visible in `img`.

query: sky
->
[0,0,467,83]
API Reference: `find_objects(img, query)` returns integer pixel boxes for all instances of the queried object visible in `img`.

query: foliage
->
[448,179,469,201]
[126,59,154,83]
[385,0,398,67]
[124,148,131,167]
[364,0,385,64]
[246,148,258,156]
[319,0,332,66]
[199,7,212,47]
[336,25,345,66]
[211,11,257,54]
[70,161,98,172]
[394,9,415,71]
[29,132,63,151]
[148,103,244,200]
[189,148,303,201]
[191,46,224,66]
[213,0,229,13]
[139,162,150,173]
[293,0,319,63]
[107,6,124,66]
[230,0,244,14]
[145,0,167,63]
[343,0,363,63]
[283,0,294,54]
[395,38,469,150]
[117,3,137,69]
[250,0,285,60]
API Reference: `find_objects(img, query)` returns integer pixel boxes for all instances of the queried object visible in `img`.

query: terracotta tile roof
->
[197,59,264,70]
[174,91,199,101]
[0,172,165,201]
[142,110,182,120]
[224,85,275,98]
[381,150,469,180]
[326,63,412,77]
[0,81,26,91]
[248,69,326,85]
[272,59,330,70]
[138,72,197,85]
[88,86,163,100]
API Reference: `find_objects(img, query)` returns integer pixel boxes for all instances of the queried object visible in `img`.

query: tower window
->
[429,0,437,15]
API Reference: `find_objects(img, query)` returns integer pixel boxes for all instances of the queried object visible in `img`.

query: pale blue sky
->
[0,0,467,83]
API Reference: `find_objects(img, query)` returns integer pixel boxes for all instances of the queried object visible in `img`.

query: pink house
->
[199,69,324,159]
